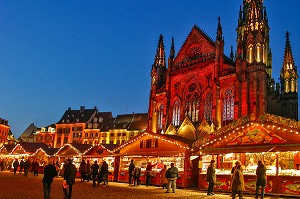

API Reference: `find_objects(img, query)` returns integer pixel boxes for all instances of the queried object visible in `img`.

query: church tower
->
[280,32,298,120]
[236,0,271,117]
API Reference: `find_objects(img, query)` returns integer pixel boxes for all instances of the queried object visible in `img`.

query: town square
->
[1,0,300,198]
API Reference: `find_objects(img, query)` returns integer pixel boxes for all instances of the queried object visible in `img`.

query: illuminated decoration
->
[228,126,285,145]
[32,147,51,158]
[55,143,83,156]
[113,132,190,153]
[172,101,180,126]
[83,144,114,155]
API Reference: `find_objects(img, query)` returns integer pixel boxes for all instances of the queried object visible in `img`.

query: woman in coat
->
[231,164,244,199]
[160,165,168,189]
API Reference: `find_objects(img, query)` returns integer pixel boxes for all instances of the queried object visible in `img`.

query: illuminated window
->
[248,45,253,63]
[157,104,164,130]
[256,43,261,62]
[204,92,213,122]
[223,89,234,122]
[185,83,200,122]
[172,101,180,126]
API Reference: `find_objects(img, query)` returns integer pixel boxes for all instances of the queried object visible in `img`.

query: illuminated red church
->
[147,0,298,137]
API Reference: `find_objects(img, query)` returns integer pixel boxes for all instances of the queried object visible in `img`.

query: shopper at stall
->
[165,163,178,193]
[132,165,141,186]
[42,160,58,199]
[100,160,109,187]
[23,159,31,177]
[231,164,244,199]
[206,159,216,196]
[13,159,19,175]
[128,159,135,185]
[86,160,91,182]
[255,160,267,199]
[79,159,87,183]
[63,158,76,199]
[19,157,25,174]
[91,160,99,187]
[145,161,157,186]
[160,164,168,189]
[32,159,40,177]
[231,160,241,174]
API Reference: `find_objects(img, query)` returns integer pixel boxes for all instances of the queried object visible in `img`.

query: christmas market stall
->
[8,142,50,172]
[195,114,300,196]
[32,147,59,165]
[55,143,92,177]
[113,131,194,188]
[82,144,118,181]
[0,144,16,171]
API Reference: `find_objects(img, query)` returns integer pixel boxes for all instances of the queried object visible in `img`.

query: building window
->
[130,132,135,137]
[102,140,106,144]
[204,92,213,122]
[110,133,114,137]
[122,133,126,136]
[247,44,253,63]
[185,83,200,122]
[117,133,121,137]
[140,139,158,148]
[102,133,107,137]
[91,133,94,137]
[256,43,261,62]
[223,89,234,123]
[85,133,88,137]
[172,101,180,126]
[157,104,164,130]
[64,137,68,144]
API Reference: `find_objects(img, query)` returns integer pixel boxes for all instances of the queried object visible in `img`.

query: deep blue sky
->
[0,0,299,138]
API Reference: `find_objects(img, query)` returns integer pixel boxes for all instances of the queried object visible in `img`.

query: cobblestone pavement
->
[0,171,296,199]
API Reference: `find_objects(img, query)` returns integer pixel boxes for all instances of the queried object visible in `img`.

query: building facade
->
[148,0,298,139]
[0,118,10,146]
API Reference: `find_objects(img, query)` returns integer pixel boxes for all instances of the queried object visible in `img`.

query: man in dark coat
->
[63,159,76,199]
[100,160,109,187]
[79,159,86,182]
[255,160,267,199]
[23,159,31,177]
[42,161,58,199]
[206,159,216,196]
[19,158,25,174]
[32,159,40,177]
[128,159,135,185]
[91,160,99,187]
[13,159,19,175]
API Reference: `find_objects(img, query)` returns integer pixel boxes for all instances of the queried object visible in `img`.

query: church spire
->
[280,32,298,93]
[169,37,175,61]
[151,34,166,88]
[216,16,223,41]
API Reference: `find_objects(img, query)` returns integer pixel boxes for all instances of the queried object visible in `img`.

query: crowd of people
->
[206,159,267,199]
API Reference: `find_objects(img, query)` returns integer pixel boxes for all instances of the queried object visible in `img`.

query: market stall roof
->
[0,144,16,155]
[32,147,59,157]
[9,142,49,155]
[55,143,92,157]
[114,131,192,156]
[197,113,300,155]
[82,144,118,157]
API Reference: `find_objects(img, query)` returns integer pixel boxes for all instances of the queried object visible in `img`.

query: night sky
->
[0,0,299,138]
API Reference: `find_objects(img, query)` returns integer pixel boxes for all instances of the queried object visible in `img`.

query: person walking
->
[32,159,40,177]
[19,158,25,174]
[79,159,87,182]
[206,159,216,196]
[13,159,19,175]
[165,163,178,193]
[63,159,76,199]
[160,164,168,189]
[23,159,31,177]
[128,159,135,185]
[255,160,267,199]
[42,161,58,199]
[145,161,157,186]
[91,160,99,187]
[132,165,141,186]
[100,160,109,187]
[231,164,244,199]
[86,160,91,182]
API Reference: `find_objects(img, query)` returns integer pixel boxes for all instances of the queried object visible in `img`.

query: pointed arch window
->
[247,44,253,63]
[185,83,200,122]
[223,89,234,123]
[157,104,164,130]
[256,43,261,62]
[204,92,213,122]
[172,101,180,126]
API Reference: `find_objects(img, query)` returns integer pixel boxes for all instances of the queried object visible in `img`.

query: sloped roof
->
[56,107,97,124]
[18,123,38,140]
[19,142,49,154]
[162,134,194,146]
[0,144,16,154]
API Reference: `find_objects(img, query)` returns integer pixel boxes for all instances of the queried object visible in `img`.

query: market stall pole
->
[194,113,300,197]
[113,132,194,188]
[82,144,118,181]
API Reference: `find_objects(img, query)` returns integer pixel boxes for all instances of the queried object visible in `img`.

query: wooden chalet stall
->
[195,114,300,196]
[0,144,16,170]
[55,143,92,177]
[114,132,193,188]
[82,144,118,181]
[32,147,59,164]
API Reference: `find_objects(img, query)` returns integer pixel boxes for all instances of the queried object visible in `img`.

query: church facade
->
[147,0,298,141]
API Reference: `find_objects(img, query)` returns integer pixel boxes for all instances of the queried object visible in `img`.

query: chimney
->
[80,106,85,112]
[68,107,71,111]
